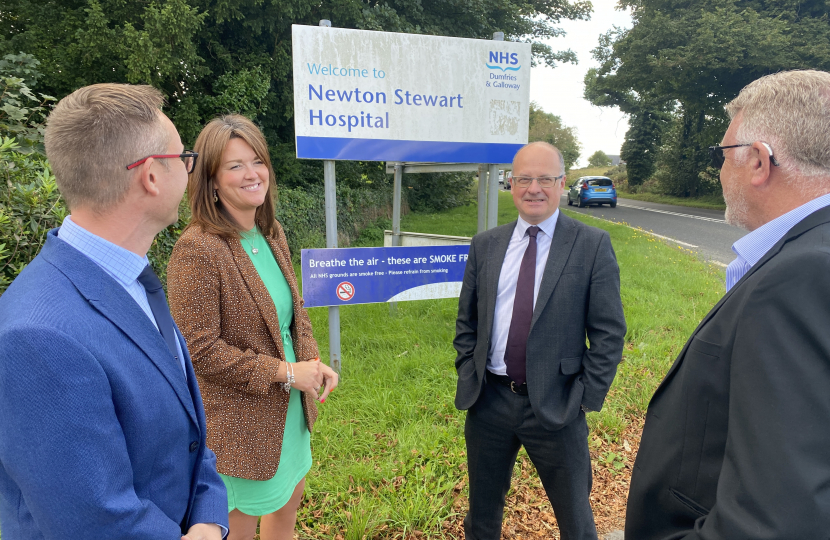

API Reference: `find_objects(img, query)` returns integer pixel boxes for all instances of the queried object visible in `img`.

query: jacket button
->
[189,441,199,452]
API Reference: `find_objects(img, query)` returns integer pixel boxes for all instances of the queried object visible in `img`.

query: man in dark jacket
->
[626,70,830,539]
[454,141,626,540]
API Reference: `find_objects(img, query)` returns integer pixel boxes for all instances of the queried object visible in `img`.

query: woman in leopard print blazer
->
[167,115,338,540]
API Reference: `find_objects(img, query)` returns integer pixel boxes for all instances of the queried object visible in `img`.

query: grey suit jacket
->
[453,212,626,431]
[626,205,830,539]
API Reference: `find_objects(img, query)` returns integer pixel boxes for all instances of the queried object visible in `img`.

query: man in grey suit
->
[626,70,830,540]
[453,141,626,540]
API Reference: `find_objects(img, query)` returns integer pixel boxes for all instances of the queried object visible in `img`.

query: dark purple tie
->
[504,225,540,385]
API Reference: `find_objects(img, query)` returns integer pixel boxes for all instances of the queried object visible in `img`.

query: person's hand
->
[291,359,324,400]
[318,361,339,403]
[181,523,223,540]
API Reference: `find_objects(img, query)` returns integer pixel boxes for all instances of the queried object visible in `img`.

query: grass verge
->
[296,191,725,539]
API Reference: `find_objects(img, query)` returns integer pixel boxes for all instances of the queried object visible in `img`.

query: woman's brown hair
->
[187,115,277,238]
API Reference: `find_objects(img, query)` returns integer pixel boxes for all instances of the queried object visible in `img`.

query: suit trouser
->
[464,379,597,540]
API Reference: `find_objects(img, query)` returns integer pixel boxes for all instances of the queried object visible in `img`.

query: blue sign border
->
[297,136,523,163]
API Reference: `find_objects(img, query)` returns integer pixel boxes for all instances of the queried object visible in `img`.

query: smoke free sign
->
[301,246,470,307]
[292,25,531,163]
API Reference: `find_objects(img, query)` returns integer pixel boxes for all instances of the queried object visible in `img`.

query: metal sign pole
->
[477,165,488,234]
[392,163,403,247]
[485,31,505,232]
[323,159,341,372]
[389,162,403,314]
[487,163,499,229]
[318,18,341,373]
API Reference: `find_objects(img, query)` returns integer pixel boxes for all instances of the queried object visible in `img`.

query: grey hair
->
[726,70,830,181]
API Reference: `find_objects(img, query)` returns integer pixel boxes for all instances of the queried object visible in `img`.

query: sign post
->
[477,165,488,233]
[323,158,340,372]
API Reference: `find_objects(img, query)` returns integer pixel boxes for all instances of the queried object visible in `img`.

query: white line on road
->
[566,212,732,267]
[646,232,698,248]
[616,202,727,223]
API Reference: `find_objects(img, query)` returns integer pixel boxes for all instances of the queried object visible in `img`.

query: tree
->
[0,0,593,191]
[587,150,612,168]
[528,102,581,170]
[583,0,830,195]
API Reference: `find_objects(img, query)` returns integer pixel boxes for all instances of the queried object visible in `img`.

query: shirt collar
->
[515,209,559,239]
[731,192,830,267]
[58,215,150,287]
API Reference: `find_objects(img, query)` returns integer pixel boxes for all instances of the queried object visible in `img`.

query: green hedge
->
[404,171,475,213]
[0,140,397,295]
[0,139,65,293]
[276,184,395,257]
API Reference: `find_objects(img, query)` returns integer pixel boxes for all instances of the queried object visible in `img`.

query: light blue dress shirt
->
[57,216,186,375]
[488,210,559,375]
[726,193,830,291]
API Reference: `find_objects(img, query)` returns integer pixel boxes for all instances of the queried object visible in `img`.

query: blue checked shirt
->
[726,193,830,291]
[57,216,186,375]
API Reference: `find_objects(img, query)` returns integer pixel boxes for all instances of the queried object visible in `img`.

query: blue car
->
[567,176,617,208]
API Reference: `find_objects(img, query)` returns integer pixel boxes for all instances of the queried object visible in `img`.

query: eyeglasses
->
[512,174,565,188]
[126,151,199,174]
[708,143,779,170]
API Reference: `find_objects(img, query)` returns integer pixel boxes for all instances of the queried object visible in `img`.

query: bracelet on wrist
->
[284,362,295,393]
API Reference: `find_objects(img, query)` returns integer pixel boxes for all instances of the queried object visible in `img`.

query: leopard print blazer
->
[167,221,319,481]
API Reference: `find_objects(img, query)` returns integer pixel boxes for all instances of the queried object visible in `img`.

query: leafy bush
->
[350,217,392,247]
[0,52,55,153]
[604,164,627,185]
[277,184,396,257]
[403,172,475,213]
[0,138,66,293]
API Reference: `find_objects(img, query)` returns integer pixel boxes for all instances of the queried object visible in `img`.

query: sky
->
[529,0,633,167]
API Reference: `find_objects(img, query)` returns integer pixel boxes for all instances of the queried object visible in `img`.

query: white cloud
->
[529,1,632,166]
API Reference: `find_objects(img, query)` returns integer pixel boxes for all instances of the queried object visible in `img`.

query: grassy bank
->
[616,191,726,210]
[296,191,725,539]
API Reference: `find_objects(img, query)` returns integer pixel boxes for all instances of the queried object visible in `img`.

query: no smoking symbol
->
[336,281,355,301]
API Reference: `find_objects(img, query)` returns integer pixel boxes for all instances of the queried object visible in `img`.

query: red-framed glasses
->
[126,152,199,173]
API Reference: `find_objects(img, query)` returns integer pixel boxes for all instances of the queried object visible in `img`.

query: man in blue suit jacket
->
[0,84,228,539]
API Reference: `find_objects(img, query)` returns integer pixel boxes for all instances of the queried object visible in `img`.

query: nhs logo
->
[486,51,521,72]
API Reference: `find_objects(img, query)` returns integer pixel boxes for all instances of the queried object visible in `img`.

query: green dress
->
[218,227,312,516]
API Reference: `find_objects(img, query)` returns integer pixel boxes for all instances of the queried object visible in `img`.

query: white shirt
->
[726,193,830,291]
[487,210,559,375]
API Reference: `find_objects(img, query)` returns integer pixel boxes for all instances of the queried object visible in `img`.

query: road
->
[498,184,744,265]
[560,196,743,265]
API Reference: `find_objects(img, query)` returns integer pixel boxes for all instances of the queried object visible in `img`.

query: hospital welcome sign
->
[292,25,531,163]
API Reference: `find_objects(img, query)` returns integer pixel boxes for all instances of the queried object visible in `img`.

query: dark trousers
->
[464,378,597,540]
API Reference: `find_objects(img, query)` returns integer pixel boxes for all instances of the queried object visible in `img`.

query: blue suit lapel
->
[41,231,198,427]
